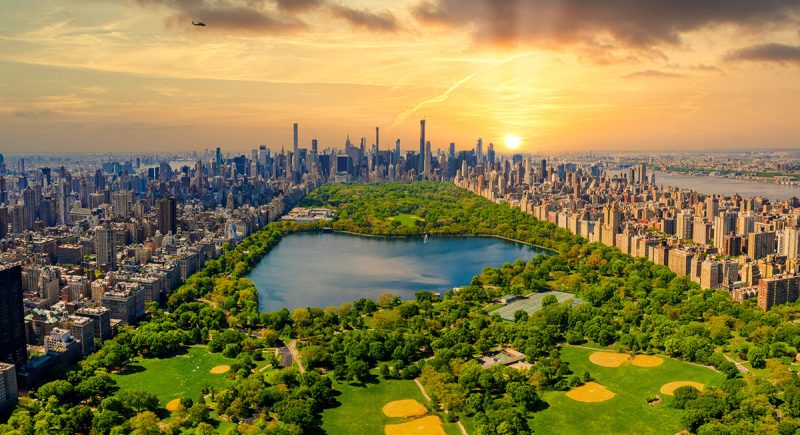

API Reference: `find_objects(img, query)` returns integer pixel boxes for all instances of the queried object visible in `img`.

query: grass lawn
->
[532,346,725,434]
[112,345,235,406]
[388,214,424,227]
[322,379,460,435]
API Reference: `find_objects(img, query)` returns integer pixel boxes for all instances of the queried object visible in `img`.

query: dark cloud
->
[131,0,399,34]
[413,0,800,49]
[136,0,307,34]
[725,43,800,65]
[328,4,398,32]
[275,0,323,12]
[624,70,684,79]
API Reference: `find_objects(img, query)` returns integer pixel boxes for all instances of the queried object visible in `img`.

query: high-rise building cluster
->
[455,156,800,312]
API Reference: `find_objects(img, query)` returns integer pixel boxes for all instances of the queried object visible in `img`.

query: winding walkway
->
[414,378,468,435]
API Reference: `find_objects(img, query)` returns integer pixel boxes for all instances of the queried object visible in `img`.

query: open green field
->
[111,345,235,406]
[322,379,460,435]
[532,346,725,434]
[388,213,424,227]
[491,291,575,321]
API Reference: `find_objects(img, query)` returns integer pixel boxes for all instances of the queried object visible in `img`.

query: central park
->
[4,182,800,434]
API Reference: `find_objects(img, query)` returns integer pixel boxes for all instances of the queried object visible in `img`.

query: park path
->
[724,354,750,374]
[414,378,468,435]
[287,340,306,373]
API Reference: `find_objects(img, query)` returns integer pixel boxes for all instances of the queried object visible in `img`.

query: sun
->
[504,135,522,150]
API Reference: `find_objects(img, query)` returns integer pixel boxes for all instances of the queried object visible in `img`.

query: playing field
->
[492,291,574,320]
[111,345,235,406]
[321,379,461,435]
[532,346,724,434]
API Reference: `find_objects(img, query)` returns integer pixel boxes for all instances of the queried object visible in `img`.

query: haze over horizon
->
[1,0,800,154]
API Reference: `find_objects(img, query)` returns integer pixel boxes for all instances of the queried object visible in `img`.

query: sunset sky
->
[1,0,799,154]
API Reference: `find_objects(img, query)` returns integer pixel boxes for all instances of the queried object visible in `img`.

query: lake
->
[248,232,545,312]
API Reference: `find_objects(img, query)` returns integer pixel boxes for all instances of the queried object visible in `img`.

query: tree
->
[672,386,700,409]
[542,294,558,307]
[349,360,370,383]
[118,390,160,414]
[129,411,160,435]
[748,346,767,369]
[37,380,74,401]
[377,292,399,308]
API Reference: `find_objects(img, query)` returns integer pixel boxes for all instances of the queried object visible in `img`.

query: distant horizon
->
[1,1,799,153]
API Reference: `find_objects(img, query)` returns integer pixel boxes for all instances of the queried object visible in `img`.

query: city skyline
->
[2,1,800,153]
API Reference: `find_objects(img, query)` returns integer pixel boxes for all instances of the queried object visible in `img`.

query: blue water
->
[248,232,544,312]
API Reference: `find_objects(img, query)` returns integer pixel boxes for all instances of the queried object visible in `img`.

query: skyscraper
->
[95,222,116,271]
[419,119,426,172]
[292,123,300,176]
[449,142,455,157]
[540,159,547,182]
[0,265,27,363]
[158,196,177,235]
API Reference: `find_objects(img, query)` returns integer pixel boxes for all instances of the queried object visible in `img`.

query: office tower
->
[68,315,95,356]
[713,210,737,250]
[0,206,7,239]
[758,275,800,311]
[693,217,710,245]
[0,362,18,414]
[375,127,379,154]
[293,123,300,175]
[676,211,693,240]
[637,163,647,184]
[540,159,547,182]
[111,190,132,218]
[424,140,432,178]
[476,138,483,164]
[311,139,318,154]
[215,147,222,173]
[782,227,799,261]
[738,213,755,237]
[449,142,455,157]
[395,139,401,161]
[75,306,112,341]
[0,265,26,363]
[700,257,722,289]
[419,119,426,172]
[95,222,116,271]
[706,196,719,220]
[748,230,777,260]
[158,196,177,236]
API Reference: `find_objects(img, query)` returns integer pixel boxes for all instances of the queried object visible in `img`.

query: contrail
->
[393,72,476,127]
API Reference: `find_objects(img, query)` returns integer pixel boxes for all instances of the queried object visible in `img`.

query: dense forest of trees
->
[300,182,581,252]
[3,182,800,434]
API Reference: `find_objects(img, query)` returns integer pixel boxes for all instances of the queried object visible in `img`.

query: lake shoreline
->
[332,229,558,254]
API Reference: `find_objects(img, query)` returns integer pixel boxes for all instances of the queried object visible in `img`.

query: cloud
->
[725,43,800,65]
[413,0,800,49]
[131,0,399,35]
[135,0,307,34]
[14,109,57,119]
[275,0,323,12]
[624,69,684,79]
[328,4,398,32]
